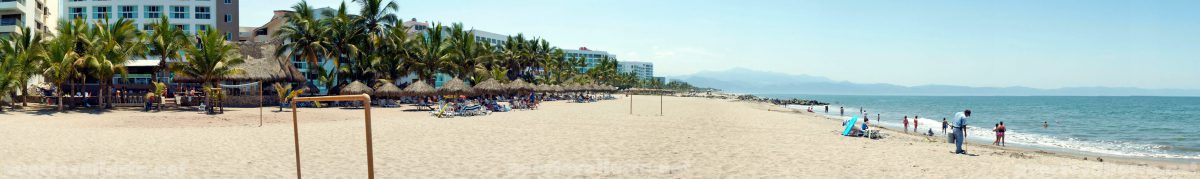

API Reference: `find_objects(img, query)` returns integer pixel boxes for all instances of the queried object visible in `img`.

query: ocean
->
[759,94,1200,162]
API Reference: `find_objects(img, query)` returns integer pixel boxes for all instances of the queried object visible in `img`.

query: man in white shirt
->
[953,110,972,154]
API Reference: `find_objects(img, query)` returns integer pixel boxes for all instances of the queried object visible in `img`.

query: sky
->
[241,0,1200,90]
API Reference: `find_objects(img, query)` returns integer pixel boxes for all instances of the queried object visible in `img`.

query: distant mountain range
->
[672,68,1200,96]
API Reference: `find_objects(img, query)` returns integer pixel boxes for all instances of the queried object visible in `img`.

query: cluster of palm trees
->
[0,16,242,111]
[274,0,648,92]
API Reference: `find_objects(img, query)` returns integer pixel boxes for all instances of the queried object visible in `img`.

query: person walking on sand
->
[942,118,949,135]
[903,116,910,133]
[914,115,920,133]
[953,110,971,154]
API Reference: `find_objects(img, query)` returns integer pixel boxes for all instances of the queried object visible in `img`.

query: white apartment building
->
[0,0,54,35]
[563,47,615,73]
[617,61,653,80]
[61,0,238,40]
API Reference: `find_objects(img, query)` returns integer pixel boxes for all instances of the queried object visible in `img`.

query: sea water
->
[761,94,1200,162]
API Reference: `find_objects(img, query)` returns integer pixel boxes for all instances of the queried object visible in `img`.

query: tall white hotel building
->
[61,0,239,41]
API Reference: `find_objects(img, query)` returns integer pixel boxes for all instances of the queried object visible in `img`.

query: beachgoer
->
[953,110,971,154]
[903,116,910,133]
[914,115,920,132]
[1043,121,1048,128]
[825,105,829,113]
[998,122,1006,146]
[840,107,844,116]
[993,123,1001,145]
[942,118,948,135]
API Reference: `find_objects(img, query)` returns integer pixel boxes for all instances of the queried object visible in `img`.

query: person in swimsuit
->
[998,122,1007,146]
[941,118,949,135]
[902,116,910,133]
[992,123,1001,145]
[913,115,920,133]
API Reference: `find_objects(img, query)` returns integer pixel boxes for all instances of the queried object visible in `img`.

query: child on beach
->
[903,116,910,133]
[942,118,948,135]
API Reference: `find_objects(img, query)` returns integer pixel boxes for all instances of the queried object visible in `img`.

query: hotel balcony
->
[0,0,27,14]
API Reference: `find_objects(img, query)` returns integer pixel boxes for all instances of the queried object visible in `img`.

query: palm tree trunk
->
[20,84,28,107]
[97,81,106,110]
[56,88,64,111]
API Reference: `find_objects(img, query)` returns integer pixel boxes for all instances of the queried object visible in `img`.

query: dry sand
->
[1,95,1197,178]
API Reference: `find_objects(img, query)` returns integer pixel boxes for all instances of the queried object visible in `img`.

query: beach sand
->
[1,95,1196,177]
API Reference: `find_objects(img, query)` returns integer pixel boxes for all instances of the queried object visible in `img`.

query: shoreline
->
[758,102,1200,172]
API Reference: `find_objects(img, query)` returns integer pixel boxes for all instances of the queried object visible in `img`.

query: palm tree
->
[353,0,399,36]
[406,23,450,82]
[147,16,190,82]
[275,0,330,81]
[41,28,84,111]
[0,55,19,111]
[321,2,366,83]
[82,18,147,109]
[0,27,45,107]
[172,29,245,114]
[375,25,416,81]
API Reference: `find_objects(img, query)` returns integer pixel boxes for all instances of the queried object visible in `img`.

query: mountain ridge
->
[672,68,1200,96]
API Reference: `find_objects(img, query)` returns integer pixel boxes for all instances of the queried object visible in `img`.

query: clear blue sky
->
[242,0,1200,90]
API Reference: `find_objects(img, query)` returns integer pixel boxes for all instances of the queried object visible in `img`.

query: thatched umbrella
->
[534,84,551,92]
[437,78,473,95]
[402,80,435,96]
[373,82,402,98]
[473,79,506,94]
[340,81,374,95]
[507,79,533,92]
[173,42,305,83]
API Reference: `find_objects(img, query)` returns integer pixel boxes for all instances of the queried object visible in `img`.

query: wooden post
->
[291,102,301,178]
[629,91,633,115]
[363,94,375,178]
[659,90,663,116]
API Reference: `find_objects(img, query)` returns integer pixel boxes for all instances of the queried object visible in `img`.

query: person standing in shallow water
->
[825,105,829,113]
[840,107,844,116]
[903,116,910,133]
[913,115,920,133]
[942,118,949,135]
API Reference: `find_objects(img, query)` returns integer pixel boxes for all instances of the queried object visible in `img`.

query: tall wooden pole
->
[291,102,301,178]
[363,94,376,178]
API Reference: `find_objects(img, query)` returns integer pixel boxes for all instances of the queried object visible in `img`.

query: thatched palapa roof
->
[402,80,436,96]
[373,81,402,97]
[472,79,505,94]
[174,42,305,83]
[340,81,374,95]
[437,78,473,95]
[507,79,533,91]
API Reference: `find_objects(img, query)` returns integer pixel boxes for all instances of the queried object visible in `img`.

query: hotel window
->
[69,7,86,19]
[225,0,232,4]
[224,14,231,22]
[145,6,161,19]
[226,32,233,41]
[194,6,211,19]
[93,6,111,19]
[171,6,189,19]
[119,6,137,19]
[143,24,154,31]
[196,25,209,32]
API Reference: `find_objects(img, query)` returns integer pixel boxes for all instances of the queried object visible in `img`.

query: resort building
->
[563,47,616,73]
[0,0,55,35]
[617,61,654,80]
[61,0,239,41]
